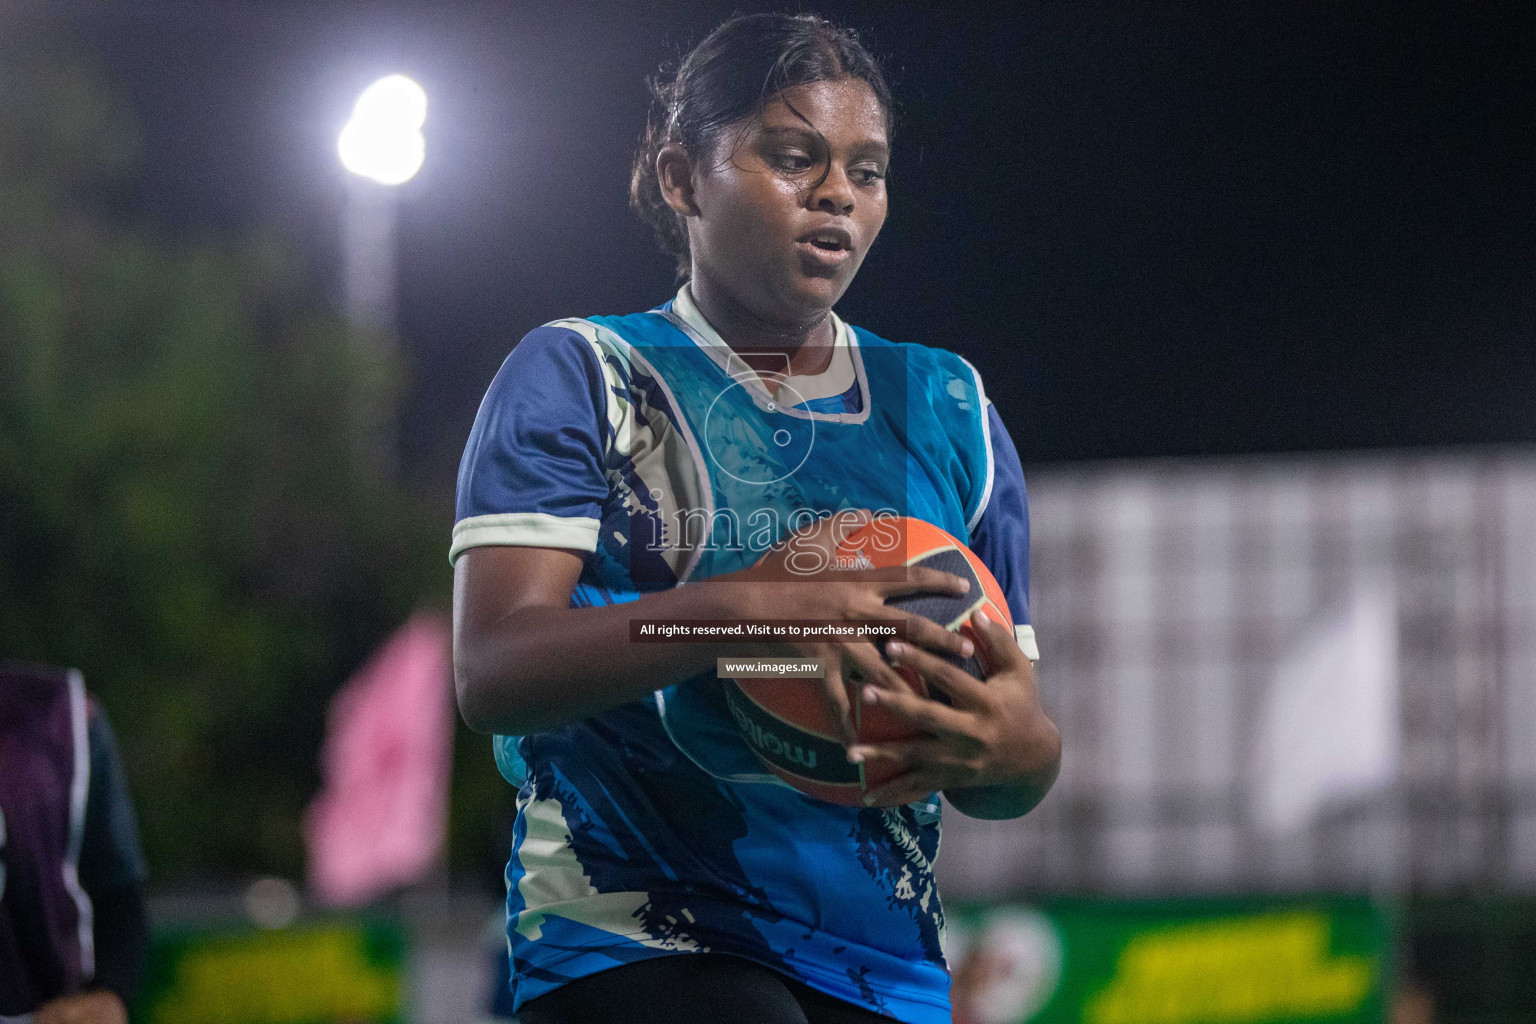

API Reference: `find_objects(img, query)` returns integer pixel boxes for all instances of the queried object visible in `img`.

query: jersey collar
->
[666,282,860,405]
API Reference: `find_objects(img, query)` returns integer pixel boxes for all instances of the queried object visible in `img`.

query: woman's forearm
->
[945,714,1062,819]
[455,574,770,735]
[945,774,1056,820]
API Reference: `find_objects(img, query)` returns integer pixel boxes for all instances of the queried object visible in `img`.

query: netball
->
[725,516,1015,805]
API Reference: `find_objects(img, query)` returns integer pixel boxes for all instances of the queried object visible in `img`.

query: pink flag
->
[304,612,454,906]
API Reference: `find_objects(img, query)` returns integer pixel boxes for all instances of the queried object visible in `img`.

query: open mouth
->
[796,228,854,271]
[798,225,854,257]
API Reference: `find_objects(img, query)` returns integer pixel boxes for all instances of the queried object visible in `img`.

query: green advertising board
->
[948,896,1391,1024]
[136,919,406,1024]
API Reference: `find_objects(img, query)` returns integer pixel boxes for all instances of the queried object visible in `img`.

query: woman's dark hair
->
[630,12,894,281]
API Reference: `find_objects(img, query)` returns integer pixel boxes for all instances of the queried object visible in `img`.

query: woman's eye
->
[853,167,886,185]
[773,152,813,172]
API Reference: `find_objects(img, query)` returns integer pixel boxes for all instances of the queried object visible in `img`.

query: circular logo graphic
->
[703,375,816,486]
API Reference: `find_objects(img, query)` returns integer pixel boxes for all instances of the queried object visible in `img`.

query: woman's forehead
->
[755,78,890,147]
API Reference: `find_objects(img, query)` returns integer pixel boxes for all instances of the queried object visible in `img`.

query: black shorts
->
[516,953,905,1024]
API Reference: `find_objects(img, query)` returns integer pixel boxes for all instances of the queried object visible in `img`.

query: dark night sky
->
[16,2,1536,500]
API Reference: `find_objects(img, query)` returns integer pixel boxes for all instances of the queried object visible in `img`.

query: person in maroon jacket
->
[1,662,148,1024]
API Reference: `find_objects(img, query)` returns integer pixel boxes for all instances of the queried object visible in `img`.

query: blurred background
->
[2,2,1532,1022]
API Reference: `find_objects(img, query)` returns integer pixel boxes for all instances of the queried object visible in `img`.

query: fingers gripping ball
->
[723,516,1013,805]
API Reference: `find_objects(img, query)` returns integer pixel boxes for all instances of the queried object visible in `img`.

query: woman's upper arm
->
[454,545,586,633]
[453,545,586,729]
[450,325,610,714]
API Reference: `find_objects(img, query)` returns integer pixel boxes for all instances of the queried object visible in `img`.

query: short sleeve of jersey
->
[79,708,149,893]
[451,325,611,564]
[969,402,1039,661]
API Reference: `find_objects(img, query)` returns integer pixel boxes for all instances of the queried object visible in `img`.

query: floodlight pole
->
[338,72,427,482]
[343,176,400,340]
[341,177,400,480]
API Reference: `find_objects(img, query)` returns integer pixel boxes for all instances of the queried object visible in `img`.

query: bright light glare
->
[339,74,427,186]
[339,118,425,186]
[353,74,427,130]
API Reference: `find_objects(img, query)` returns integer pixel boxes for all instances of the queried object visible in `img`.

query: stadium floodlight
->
[338,74,427,186]
[336,74,425,477]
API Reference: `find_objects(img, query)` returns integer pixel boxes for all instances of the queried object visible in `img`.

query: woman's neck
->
[688,274,835,390]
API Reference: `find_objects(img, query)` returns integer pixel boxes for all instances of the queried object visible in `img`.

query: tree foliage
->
[0,58,458,881]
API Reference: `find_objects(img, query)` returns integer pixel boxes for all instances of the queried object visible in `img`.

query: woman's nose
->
[809,166,856,214]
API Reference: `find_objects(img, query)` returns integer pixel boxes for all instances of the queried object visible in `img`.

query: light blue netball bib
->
[583,307,993,787]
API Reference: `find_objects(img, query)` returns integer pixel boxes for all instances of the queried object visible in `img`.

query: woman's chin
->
[782,269,851,311]
[732,264,852,323]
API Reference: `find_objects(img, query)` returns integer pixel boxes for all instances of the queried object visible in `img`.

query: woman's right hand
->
[728,509,976,746]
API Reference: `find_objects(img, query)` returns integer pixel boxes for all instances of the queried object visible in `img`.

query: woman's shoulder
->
[516,316,610,348]
[492,320,606,379]
[522,308,686,352]
[477,319,619,412]
[500,312,657,372]
[846,321,983,380]
[487,310,675,413]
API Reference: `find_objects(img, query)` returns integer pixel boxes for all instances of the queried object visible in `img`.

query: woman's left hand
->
[846,604,1061,813]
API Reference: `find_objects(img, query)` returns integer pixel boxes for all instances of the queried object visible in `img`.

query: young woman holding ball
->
[452,13,1060,1023]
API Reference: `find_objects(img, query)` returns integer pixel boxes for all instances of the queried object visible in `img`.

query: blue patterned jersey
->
[452,284,1037,1022]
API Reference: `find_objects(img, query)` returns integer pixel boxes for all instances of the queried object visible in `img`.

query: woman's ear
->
[657,142,700,219]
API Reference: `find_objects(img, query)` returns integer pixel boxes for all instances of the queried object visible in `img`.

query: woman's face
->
[664,77,890,327]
